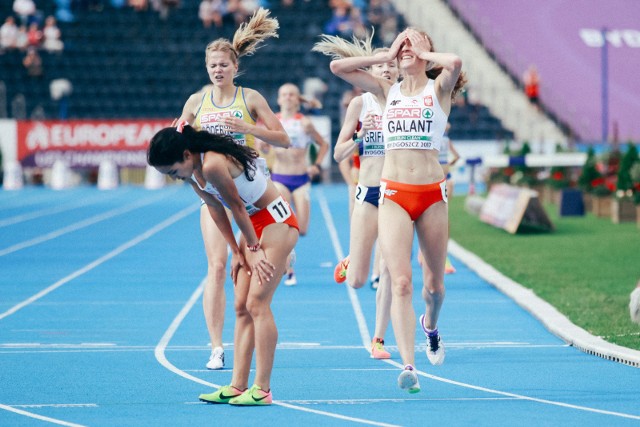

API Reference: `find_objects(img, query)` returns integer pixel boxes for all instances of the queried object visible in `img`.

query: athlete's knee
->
[234,299,250,318]
[422,283,445,301]
[207,258,227,281]
[347,272,368,289]
[392,275,413,297]
[245,296,269,319]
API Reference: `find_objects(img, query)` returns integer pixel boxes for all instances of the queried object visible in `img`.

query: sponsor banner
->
[17,119,170,167]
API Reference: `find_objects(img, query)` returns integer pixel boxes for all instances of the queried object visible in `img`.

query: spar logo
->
[387,107,422,119]
[422,109,434,119]
[200,110,243,124]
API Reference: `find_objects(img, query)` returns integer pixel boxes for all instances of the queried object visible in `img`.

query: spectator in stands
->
[198,0,227,28]
[26,22,42,49]
[523,64,540,108]
[150,0,179,20]
[0,16,19,52]
[129,0,148,12]
[173,9,290,404]
[15,25,28,51]
[324,3,354,38]
[13,0,37,26]
[328,28,466,393]
[367,0,402,46]
[43,16,64,53]
[226,0,260,27]
[23,46,43,78]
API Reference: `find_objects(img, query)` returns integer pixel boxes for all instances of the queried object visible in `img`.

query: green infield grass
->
[448,195,640,350]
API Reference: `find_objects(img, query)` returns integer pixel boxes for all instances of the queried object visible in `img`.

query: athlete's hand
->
[222,117,252,135]
[386,30,408,61]
[230,250,248,286]
[406,29,431,59]
[246,248,275,286]
[360,111,377,132]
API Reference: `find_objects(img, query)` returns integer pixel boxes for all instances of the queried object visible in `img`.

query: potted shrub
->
[543,144,571,204]
[632,163,640,228]
[578,146,601,212]
[612,143,638,223]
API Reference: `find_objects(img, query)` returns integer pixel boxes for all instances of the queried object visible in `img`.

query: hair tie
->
[176,120,189,133]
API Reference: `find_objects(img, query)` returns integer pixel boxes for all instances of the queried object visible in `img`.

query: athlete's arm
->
[176,92,203,125]
[224,88,290,148]
[190,181,240,254]
[302,116,329,173]
[200,153,275,284]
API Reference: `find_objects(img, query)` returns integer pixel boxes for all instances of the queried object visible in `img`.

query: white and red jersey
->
[382,80,447,151]
[277,112,312,150]
[359,92,385,158]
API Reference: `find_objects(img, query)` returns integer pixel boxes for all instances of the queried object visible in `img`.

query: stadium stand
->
[445,0,640,143]
[0,0,515,146]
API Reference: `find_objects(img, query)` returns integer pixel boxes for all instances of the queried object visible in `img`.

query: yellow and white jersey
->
[194,86,256,148]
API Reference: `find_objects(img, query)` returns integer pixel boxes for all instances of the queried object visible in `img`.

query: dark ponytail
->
[147,126,259,180]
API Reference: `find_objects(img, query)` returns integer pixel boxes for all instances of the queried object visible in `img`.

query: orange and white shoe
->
[445,256,456,274]
[371,337,391,359]
[333,256,349,284]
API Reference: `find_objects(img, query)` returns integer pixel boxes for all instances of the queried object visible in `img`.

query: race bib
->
[439,179,448,204]
[378,181,386,205]
[354,183,367,205]
[267,195,292,223]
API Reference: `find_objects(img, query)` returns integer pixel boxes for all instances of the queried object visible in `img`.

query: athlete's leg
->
[291,183,311,236]
[370,241,381,286]
[415,201,448,330]
[230,264,254,390]
[378,200,415,368]
[246,224,298,391]
[373,256,391,340]
[201,206,230,362]
[346,201,378,288]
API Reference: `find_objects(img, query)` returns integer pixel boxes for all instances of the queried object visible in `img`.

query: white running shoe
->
[283,249,297,286]
[397,365,420,393]
[206,346,224,370]
[420,314,445,365]
[284,271,297,286]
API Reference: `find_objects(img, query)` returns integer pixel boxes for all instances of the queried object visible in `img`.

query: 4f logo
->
[384,189,397,197]
[390,100,401,106]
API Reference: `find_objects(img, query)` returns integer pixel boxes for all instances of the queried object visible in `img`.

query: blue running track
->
[0,184,638,426]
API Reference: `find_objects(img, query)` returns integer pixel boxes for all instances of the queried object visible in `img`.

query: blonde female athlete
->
[147,126,299,405]
[175,8,289,370]
[329,28,466,392]
[269,82,329,286]
[313,35,398,360]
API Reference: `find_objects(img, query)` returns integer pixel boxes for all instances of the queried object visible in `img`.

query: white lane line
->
[0,403,86,427]
[280,397,520,404]
[0,189,178,257]
[0,203,199,321]
[11,404,97,408]
[0,192,120,228]
[155,286,400,425]
[317,190,640,421]
[317,188,371,349]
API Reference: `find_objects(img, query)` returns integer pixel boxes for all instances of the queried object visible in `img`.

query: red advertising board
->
[17,119,171,167]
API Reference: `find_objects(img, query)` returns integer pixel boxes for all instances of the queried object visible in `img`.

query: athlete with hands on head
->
[329,27,466,393]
